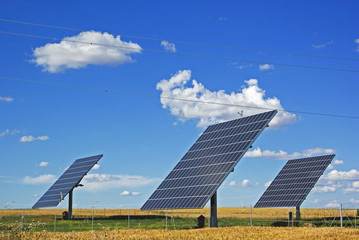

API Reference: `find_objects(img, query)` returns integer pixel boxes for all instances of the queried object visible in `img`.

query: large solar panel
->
[33,154,103,208]
[254,154,335,208]
[141,110,277,210]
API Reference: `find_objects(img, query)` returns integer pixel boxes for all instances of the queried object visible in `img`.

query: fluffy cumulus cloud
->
[79,174,160,192]
[343,181,359,194]
[244,147,335,159]
[156,70,296,128]
[259,64,274,71]
[325,200,341,208]
[264,181,272,187]
[228,179,252,187]
[120,190,140,196]
[31,31,142,73]
[323,169,359,181]
[161,40,176,52]
[0,96,14,102]
[312,186,336,193]
[20,135,49,143]
[92,164,100,170]
[37,162,49,167]
[22,174,56,184]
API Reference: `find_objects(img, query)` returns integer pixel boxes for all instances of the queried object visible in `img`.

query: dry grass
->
[6,226,358,240]
[1,207,355,219]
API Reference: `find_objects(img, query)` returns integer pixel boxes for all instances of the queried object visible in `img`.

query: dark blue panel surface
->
[141,111,277,210]
[254,154,335,208]
[32,154,103,209]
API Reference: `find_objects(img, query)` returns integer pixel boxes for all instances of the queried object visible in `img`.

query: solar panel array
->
[141,110,277,210]
[33,154,103,209]
[254,154,335,208]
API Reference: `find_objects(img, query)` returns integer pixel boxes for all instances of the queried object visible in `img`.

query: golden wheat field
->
[1,226,357,240]
[2,207,355,219]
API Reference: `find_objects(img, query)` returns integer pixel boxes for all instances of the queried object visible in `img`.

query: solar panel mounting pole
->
[210,191,218,227]
[296,206,300,220]
[68,189,73,220]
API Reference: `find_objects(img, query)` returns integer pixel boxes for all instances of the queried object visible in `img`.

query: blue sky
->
[0,1,359,210]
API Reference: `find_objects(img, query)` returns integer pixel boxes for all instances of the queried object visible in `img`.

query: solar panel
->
[141,110,277,210]
[32,154,103,209]
[254,154,335,208]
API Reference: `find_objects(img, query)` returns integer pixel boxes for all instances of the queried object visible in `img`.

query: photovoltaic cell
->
[254,154,335,208]
[141,110,277,210]
[32,154,103,209]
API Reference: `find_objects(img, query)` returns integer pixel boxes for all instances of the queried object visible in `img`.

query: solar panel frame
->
[141,110,277,210]
[32,154,103,209]
[254,154,335,208]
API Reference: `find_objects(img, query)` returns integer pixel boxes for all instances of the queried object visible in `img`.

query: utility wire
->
[1,30,359,73]
[1,76,358,120]
[0,18,358,61]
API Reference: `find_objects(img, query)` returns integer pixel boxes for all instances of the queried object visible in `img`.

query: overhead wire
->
[1,18,358,61]
[1,30,359,73]
[1,76,358,120]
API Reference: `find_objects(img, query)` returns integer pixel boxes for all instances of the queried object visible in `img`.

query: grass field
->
[0,208,358,239]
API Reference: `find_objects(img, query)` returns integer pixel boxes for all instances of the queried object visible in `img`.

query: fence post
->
[128,209,130,229]
[250,205,252,226]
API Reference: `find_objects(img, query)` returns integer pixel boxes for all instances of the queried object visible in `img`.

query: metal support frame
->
[210,191,218,227]
[68,189,73,219]
[296,206,300,220]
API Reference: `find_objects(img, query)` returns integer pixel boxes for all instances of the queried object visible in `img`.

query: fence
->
[0,207,358,233]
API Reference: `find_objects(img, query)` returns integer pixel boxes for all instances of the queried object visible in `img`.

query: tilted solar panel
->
[254,154,335,208]
[32,154,103,209]
[141,110,277,210]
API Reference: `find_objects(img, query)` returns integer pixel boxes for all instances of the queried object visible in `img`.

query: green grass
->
[0,214,356,233]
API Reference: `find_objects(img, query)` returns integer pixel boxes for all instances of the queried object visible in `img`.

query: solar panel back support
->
[32,154,103,219]
[141,110,278,226]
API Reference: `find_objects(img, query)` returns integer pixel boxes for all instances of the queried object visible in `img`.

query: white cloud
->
[327,164,334,170]
[132,192,140,196]
[244,147,335,159]
[325,200,341,208]
[156,70,296,128]
[120,190,130,196]
[218,17,227,21]
[312,186,336,193]
[22,174,56,185]
[264,181,272,187]
[0,129,9,137]
[161,41,176,52]
[0,96,14,102]
[20,135,49,143]
[38,162,49,167]
[228,179,252,187]
[324,169,359,181]
[31,31,142,73]
[92,164,100,170]
[259,64,274,71]
[356,39,359,52]
[79,174,160,192]
[343,181,359,194]
[350,198,359,204]
[333,160,344,165]
[312,40,333,49]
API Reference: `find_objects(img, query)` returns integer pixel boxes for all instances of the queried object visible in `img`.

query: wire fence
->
[0,207,358,233]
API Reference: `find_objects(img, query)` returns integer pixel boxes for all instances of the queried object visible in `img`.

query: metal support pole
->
[68,189,73,219]
[340,204,343,228]
[210,191,218,227]
[171,209,173,224]
[296,206,300,220]
[92,208,94,231]
[355,209,357,228]
[291,207,294,227]
[54,213,56,232]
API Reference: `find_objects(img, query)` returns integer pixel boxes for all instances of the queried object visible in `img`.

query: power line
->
[1,76,358,120]
[1,30,359,73]
[0,18,358,61]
